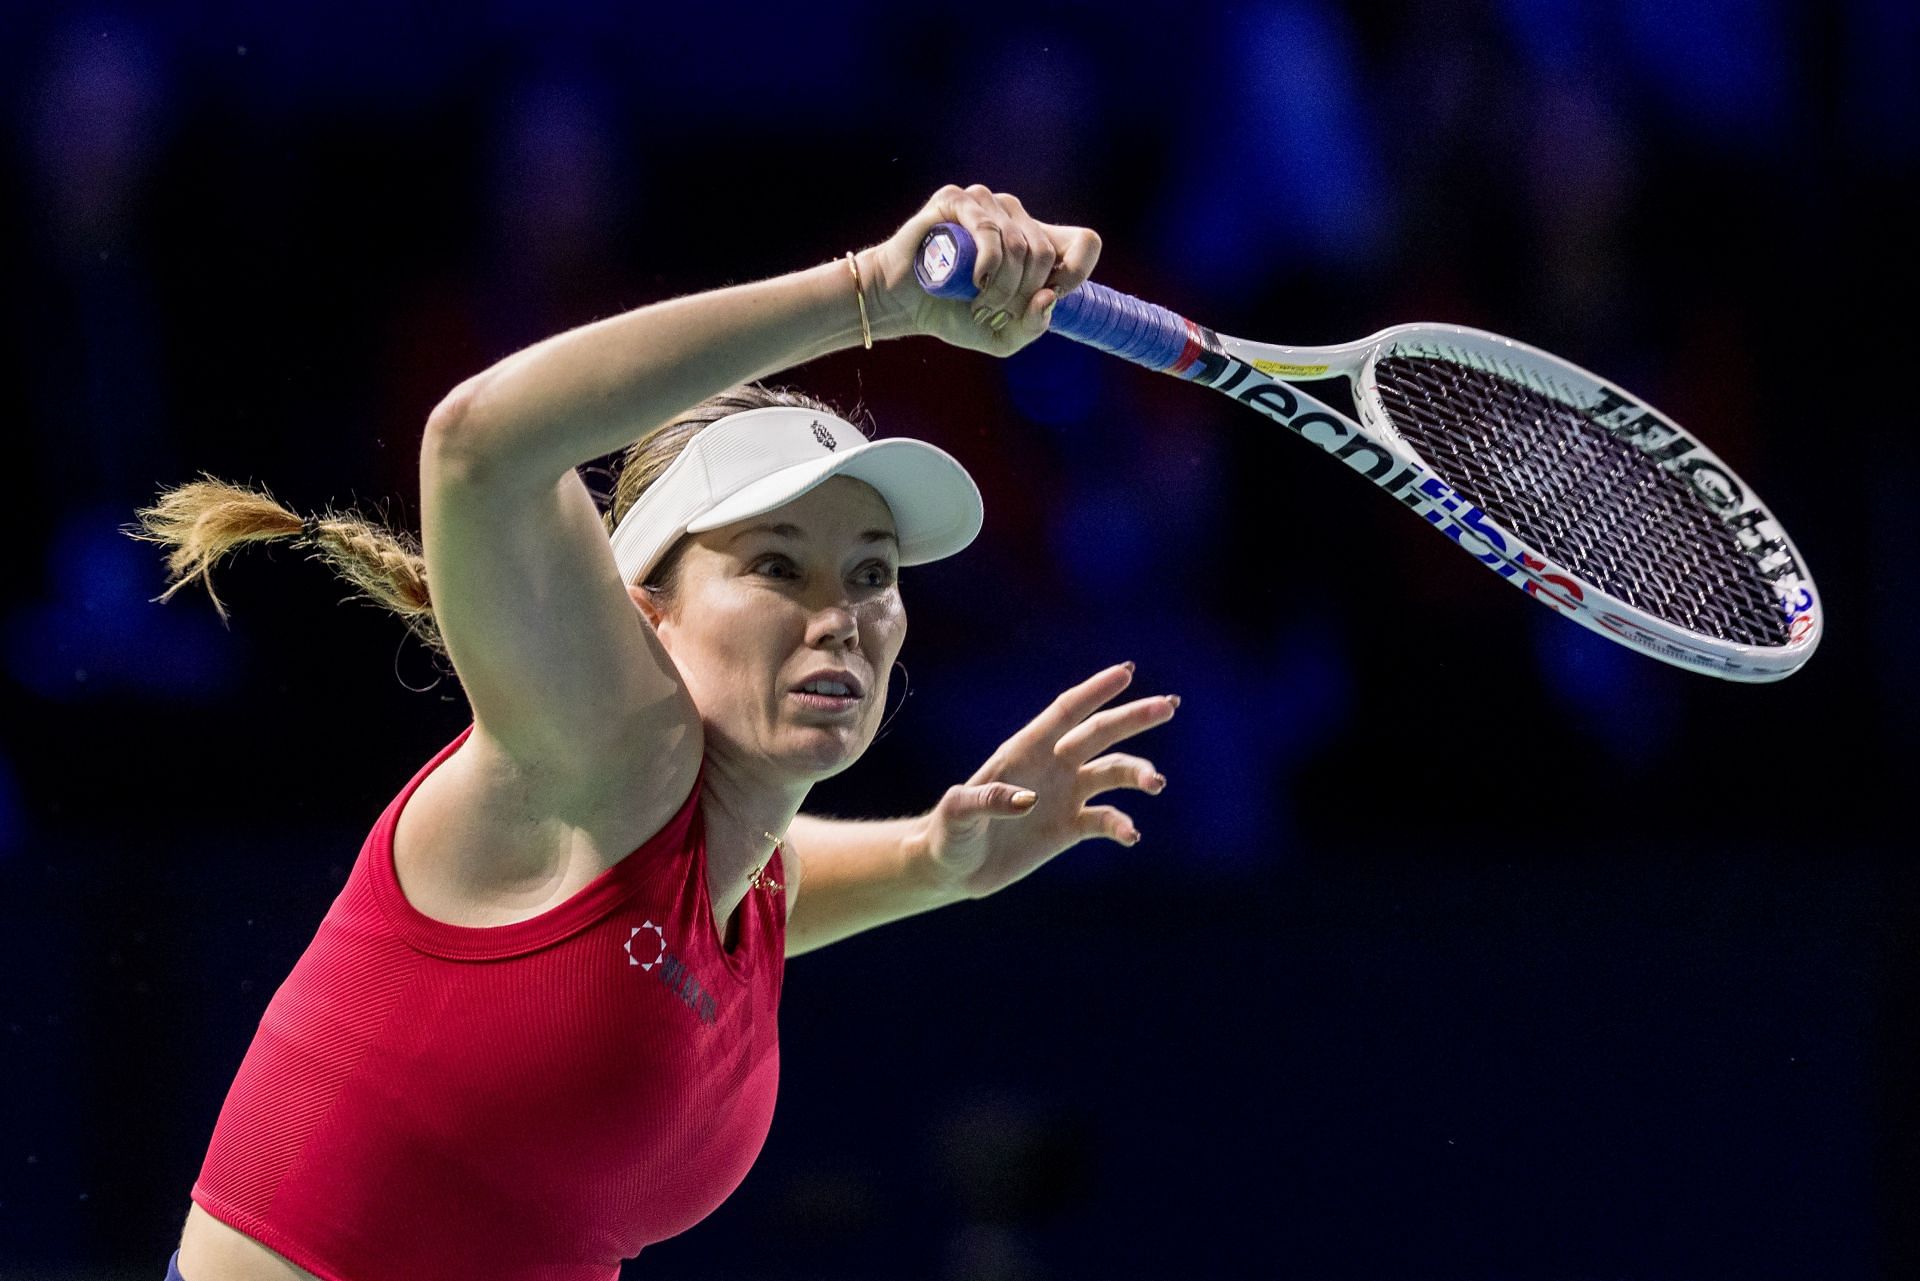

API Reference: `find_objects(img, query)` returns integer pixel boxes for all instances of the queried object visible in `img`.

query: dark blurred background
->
[2,1,1915,1277]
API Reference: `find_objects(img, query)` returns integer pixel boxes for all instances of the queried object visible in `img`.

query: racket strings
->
[1371,355,1789,647]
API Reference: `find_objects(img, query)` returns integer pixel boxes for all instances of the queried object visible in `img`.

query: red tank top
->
[191,724,785,1280]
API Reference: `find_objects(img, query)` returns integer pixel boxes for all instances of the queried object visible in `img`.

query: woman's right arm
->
[420,257,878,793]
[419,186,1097,792]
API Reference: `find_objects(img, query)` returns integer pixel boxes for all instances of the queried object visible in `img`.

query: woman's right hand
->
[857,184,1102,358]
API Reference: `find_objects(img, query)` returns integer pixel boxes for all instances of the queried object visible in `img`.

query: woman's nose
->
[806,603,859,647]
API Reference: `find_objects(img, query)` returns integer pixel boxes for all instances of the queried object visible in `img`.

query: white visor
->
[609,406,984,585]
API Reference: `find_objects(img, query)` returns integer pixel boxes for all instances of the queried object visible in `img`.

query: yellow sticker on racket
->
[1252,359,1330,377]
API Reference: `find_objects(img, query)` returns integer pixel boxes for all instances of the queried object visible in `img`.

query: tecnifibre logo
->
[625,920,719,1025]
[811,420,836,451]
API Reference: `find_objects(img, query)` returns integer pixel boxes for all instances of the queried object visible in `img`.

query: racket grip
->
[914,221,1206,375]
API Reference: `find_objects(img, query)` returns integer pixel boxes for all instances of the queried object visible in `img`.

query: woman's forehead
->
[723,476,897,541]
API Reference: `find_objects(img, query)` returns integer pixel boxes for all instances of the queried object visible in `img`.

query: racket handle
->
[914,221,1207,376]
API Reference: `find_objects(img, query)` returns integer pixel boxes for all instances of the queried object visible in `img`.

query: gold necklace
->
[748,831,785,895]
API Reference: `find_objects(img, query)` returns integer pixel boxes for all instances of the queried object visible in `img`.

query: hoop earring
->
[871,660,911,744]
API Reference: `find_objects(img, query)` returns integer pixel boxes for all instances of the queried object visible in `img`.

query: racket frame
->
[1191,321,1820,680]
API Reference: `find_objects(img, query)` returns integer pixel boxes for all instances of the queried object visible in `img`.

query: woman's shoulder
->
[390,722,704,928]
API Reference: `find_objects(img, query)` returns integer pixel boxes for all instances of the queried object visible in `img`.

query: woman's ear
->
[628,583,667,631]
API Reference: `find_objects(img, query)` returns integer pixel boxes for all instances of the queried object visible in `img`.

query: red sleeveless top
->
[191,724,786,1280]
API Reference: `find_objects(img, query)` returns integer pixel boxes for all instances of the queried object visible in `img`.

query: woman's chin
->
[781,725,868,778]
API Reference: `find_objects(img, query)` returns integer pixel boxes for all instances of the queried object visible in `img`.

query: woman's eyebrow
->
[729,523,898,547]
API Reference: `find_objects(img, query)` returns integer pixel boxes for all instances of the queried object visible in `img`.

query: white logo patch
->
[625,920,665,971]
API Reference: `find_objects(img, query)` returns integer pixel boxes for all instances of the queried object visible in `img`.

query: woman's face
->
[637,475,907,780]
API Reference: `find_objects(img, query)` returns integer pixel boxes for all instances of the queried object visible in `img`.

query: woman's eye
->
[752,556,894,587]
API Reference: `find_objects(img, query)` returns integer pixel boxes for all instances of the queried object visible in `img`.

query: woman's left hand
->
[916,663,1178,900]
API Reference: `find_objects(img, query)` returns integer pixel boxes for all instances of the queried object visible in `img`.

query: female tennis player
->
[136,185,1177,1281]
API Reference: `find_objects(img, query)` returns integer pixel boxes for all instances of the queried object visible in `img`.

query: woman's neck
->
[697,754,805,932]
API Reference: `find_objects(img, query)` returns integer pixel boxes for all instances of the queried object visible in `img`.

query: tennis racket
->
[915,223,1820,681]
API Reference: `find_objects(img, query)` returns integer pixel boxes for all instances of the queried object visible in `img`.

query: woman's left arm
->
[782,663,1177,957]
[780,813,953,957]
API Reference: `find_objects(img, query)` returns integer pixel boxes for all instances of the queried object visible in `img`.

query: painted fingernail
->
[989,309,1011,331]
[1012,788,1038,807]
[972,306,991,324]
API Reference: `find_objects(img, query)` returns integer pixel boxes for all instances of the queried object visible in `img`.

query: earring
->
[871,660,911,743]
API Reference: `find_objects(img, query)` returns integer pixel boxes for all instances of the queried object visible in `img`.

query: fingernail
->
[1167,695,1181,710]
[1125,828,1142,846]
[1011,789,1038,807]
[1042,299,1056,325]
[989,309,1011,331]
[972,306,990,325]
[1150,773,1166,792]
[1121,660,1136,673]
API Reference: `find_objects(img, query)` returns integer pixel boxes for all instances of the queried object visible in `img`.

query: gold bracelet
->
[844,251,873,350]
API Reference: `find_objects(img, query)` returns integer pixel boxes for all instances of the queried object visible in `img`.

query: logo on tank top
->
[625,920,719,1025]
[811,420,836,451]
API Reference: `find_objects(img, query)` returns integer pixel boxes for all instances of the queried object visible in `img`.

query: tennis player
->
[138,185,1177,1281]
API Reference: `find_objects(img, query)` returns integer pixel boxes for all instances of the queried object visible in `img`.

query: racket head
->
[1338,324,1820,680]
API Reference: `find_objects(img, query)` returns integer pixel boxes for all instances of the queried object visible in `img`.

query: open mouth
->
[790,673,864,713]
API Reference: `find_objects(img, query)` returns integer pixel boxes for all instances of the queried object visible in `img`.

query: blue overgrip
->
[914,221,1200,374]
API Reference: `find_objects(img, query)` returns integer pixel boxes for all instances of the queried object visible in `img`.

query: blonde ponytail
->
[127,475,445,654]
